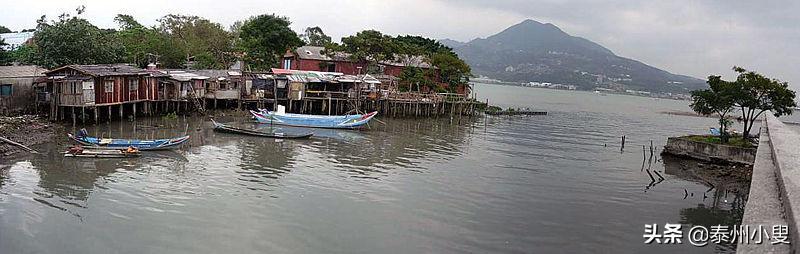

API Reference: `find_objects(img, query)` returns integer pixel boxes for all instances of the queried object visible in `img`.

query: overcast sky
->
[2,0,798,89]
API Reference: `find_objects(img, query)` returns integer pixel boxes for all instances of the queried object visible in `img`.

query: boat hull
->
[68,133,190,151]
[212,120,313,139]
[250,110,377,129]
[64,150,141,158]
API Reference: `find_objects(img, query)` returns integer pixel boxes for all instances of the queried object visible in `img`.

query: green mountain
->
[451,19,706,93]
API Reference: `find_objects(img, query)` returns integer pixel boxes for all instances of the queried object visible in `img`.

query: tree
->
[690,75,737,142]
[0,26,12,33]
[114,14,143,30]
[730,66,797,138]
[393,35,453,56]
[301,27,331,47]
[29,11,125,68]
[9,44,39,65]
[430,51,471,92]
[115,14,185,68]
[0,38,10,65]
[393,35,471,92]
[333,30,398,74]
[237,14,304,70]
[157,14,233,69]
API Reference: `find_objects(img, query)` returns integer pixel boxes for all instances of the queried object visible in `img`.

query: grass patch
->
[685,135,754,148]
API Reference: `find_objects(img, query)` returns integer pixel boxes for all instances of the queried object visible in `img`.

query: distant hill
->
[449,19,706,93]
[438,38,466,49]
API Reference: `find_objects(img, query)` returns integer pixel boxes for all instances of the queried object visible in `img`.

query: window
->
[104,80,114,93]
[0,84,11,96]
[68,82,80,94]
[128,77,139,91]
[283,59,292,69]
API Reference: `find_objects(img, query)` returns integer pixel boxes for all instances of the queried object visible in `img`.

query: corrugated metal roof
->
[46,64,149,77]
[292,46,432,68]
[165,71,210,82]
[0,32,34,50]
[0,65,46,78]
[294,46,349,61]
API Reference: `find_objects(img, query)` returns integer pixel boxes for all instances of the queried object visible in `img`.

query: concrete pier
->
[738,114,797,253]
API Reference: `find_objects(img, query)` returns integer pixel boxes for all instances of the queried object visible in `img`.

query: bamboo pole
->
[0,136,38,154]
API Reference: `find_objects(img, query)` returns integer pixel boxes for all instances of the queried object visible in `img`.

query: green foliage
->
[237,14,304,71]
[115,14,186,68]
[8,44,39,65]
[31,12,125,68]
[333,30,398,73]
[691,66,797,140]
[0,26,11,33]
[301,27,331,47]
[485,105,502,113]
[393,35,453,57]
[393,35,471,92]
[399,67,433,91]
[430,52,471,91]
[729,66,797,138]
[162,112,178,120]
[690,75,737,140]
[685,135,753,148]
[114,14,143,30]
[0,38,9,65]
[331,31,472,91]
[157,14,233,69]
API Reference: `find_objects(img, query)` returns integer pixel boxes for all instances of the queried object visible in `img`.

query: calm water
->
[0,83,748,253]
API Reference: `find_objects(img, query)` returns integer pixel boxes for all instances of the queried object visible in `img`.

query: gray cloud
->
[435,0,800,88]
[1,0,797,89]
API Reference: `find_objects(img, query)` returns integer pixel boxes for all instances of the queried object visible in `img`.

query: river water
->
[0,83,749,253]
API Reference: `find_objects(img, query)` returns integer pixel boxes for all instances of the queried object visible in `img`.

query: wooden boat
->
[250,108,378,129]
[67,129,190,150]
[63,146,141,158]
[211,119,313,139]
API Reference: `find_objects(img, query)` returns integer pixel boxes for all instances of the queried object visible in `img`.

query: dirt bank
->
[0,115,60,158]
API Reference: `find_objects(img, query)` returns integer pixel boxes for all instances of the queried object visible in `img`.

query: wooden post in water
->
[620,135,626,151]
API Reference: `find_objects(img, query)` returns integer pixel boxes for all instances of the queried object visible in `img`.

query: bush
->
[685,135,754,148]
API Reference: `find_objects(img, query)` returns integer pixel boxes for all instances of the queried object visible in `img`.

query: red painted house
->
[282,46,433,77]
[45,64,165,106]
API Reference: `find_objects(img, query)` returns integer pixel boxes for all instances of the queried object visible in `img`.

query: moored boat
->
[68,129,190,150]
[250,107,378,129]
[63,145,141,158]
[211,119,313,139]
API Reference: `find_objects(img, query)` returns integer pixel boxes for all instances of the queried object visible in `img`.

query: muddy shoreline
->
[0,115,63,159]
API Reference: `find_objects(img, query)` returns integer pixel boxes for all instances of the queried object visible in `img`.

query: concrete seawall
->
[663,136,756,165]
[738,114,797,253]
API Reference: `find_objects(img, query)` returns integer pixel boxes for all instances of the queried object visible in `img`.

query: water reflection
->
[2,114,479,218]
[0,85,758,254]
[662,155,750,253]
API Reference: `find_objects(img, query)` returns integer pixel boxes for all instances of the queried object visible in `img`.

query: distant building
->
[0,65,46,115]
[282,46,433,77]
[0,32,34,50]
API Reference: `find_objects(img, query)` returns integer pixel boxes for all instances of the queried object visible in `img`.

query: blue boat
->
[68,129,190,150]
[250,109,378,129]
